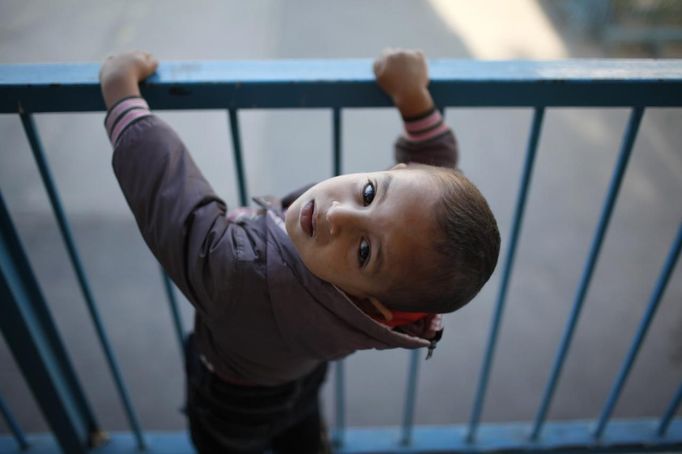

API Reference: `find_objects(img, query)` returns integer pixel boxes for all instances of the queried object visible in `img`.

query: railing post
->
[0,392,29,451]
[333,107,342,176]
[331,107,346,449]
[0,191,100,454]
[594,222,682,439]
[333,360,346,448]
[466,107,545,442]
[401,349,421,446]
[530,106,645,440]
[160,268,185,358]
[659,382,682,437]
[19,111,146,450]
[228,109,248,206]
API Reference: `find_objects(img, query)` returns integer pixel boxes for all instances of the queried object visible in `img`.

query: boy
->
[100,49,499,453]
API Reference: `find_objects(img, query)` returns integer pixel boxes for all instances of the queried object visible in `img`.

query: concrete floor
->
[1,0,680,438]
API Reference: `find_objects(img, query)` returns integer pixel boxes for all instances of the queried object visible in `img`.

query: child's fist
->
[373,48,433,117]
[373,49,428,99]
[99,51,158,109]
[99,51,158,86]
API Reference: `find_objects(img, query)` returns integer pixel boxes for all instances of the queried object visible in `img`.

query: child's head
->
[284,164,500,314]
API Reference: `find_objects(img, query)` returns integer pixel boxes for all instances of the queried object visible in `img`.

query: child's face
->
[285,166,441,302]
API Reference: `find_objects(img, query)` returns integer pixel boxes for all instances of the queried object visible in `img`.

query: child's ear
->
[369,296,393,322]
[391,163,407,170]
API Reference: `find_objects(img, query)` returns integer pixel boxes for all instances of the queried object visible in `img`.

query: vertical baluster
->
[160,269,185,358]
[467,107,545,442]
[658,382,682,437]
[402,106,444,447]
[594,223,682,439]
[401,349,421,446]
[333,361,346,448]
[530,107,645,440]
[228,109,248,206]
[0,190,95,454]
[333,108,342,176]
[331,107,346,447]
[0,392,29,451]
[19,112,146,450]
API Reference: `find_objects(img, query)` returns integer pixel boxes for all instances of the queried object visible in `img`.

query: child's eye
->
[358,239,371,267]
[362,180,375,206]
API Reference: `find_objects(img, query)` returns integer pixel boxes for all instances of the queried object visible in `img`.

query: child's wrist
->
[101,73,142,110]
[393,88,434,118]
[402,107,447,142]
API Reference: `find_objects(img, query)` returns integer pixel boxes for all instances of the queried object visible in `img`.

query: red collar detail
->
[376,310,429,328]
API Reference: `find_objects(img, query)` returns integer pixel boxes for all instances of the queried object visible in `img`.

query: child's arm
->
[373,49,458,169]
[100,52,249,317]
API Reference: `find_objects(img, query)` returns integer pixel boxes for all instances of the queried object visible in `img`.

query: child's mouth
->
[300,199,315,237]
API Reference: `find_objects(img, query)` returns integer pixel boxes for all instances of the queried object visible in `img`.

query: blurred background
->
[1,0,680,435]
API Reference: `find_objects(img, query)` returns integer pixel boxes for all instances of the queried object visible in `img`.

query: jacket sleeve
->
[105,97,254,317]
[394,107,459,169]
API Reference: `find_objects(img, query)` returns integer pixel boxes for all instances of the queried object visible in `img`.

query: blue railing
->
[1,59,681,453]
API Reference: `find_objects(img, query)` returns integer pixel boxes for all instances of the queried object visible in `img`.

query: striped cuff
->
[104,96,151,146]
[403,108,448,142]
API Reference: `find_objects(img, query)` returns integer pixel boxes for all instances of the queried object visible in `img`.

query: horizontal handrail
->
[1,59,682,112]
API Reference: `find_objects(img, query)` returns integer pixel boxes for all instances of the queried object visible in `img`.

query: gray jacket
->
[112,113,458,386]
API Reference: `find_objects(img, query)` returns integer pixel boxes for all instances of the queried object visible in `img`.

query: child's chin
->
[284,205,298,235]
[284,212,308,255]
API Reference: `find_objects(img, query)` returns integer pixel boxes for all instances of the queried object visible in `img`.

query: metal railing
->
[1,59,681,453]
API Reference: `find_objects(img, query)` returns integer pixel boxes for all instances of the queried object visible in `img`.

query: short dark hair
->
[383,166,500,313]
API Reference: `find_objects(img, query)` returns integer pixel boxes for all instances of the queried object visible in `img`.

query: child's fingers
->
[131,50,159,77]
[143,51,158,65]
[374,48,395,75]
[146,54,159,73]
[372,57,384,77]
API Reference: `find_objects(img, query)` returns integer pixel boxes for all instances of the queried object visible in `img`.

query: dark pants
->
[184,334,328,453]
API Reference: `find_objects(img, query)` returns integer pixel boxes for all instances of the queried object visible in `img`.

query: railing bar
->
[400,349,421,445]
[530,106,645,440]
[333,360,345,447]
[19,112,146,451]
[594,222,682,439]
[0,392,29,450]
[333,108,342,176]
[658,381,682,437]
[466,107,545,442]
[160,269,185,358]
[332,108,345,448]
[1,190,99,452]
[228,109,248,206]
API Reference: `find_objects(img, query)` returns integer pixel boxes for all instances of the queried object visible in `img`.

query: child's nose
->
[326,201,360,236]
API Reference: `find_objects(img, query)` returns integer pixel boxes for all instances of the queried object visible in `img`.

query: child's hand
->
[373,48,434,117]
[99,51,158,110]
